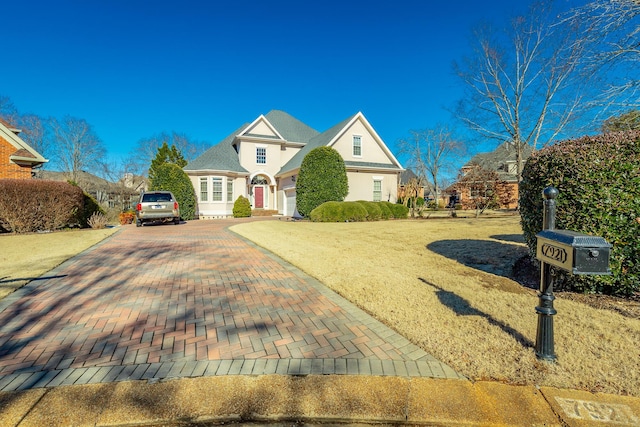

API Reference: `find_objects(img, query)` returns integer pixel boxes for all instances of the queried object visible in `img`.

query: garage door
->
[286,191,297,217]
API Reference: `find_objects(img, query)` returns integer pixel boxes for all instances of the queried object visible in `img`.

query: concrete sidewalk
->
[1,375,639,426]
[0,219,638,426]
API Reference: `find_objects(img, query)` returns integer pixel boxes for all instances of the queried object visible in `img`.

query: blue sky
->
[2,0,579,169]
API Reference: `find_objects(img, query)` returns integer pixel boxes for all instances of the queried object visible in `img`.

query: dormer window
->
[353,135,362,157]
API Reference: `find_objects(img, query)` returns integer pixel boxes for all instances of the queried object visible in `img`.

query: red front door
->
[254,186,264,208]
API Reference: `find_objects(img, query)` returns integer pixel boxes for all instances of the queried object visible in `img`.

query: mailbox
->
[536,229,612,275]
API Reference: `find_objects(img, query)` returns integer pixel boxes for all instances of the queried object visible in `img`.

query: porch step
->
[251,209,279,217]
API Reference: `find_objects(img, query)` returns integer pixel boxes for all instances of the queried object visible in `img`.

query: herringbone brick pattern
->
[0,219,462,391]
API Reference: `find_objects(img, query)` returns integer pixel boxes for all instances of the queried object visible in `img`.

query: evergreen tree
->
[150,163,197,220]
[148,141,188,182]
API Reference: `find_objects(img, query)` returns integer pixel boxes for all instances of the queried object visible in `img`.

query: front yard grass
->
[0,228,119,300]
[231,216,640,397]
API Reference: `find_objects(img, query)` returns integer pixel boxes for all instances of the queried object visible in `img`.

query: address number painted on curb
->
[555,397,639,425]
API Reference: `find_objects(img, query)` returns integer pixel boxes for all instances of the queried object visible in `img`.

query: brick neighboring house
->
[454,142,534,209]
[397,169,425,200]
[0,119,47,179]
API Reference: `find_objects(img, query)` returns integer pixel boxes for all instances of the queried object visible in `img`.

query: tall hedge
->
[519,130,640,296]
[150,163,197,220]
[0,179,84,233]
[296,146,348,217]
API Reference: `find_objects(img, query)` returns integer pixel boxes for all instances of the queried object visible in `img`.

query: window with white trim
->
[353,135,362,157]
[256,147,266,164]
[373,179,382,202]
[199,177,208,201]
[212,177,223,201]
[227,180,233,202]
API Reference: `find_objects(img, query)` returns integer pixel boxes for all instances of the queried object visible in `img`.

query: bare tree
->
[130,131,206,176]
[0,96,52,167]
[16,114,50,165]
[454,1,592,182]
[50,116,106,183]
[397,125,465,209]
[0,96,18,125]
[398,177,424,218]
[565,0,640,110]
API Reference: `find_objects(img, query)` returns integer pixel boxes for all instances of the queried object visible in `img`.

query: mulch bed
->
[511,255,640,320]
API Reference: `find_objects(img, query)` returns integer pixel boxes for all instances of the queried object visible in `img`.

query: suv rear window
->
[142,193,173,203]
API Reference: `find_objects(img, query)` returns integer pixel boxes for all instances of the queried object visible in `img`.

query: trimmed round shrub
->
[389,203,409,219]
[233,195,252,218]
[519,130,640,296]
[150,163,197,220]
[378,201,392,219]
[381,201,398,218]
[310,201,368,222]
[356,200,382,220]
[310,201,343,222]
[296,146,348,217]
[342,202,368,222]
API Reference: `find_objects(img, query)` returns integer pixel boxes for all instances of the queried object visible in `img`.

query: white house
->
[184,110,403,218]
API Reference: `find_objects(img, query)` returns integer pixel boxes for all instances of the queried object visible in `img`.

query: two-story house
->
[184,110,403,218]
[0,119,47,179]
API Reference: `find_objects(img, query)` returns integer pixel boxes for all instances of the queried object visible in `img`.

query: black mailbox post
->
[533,187,611,362]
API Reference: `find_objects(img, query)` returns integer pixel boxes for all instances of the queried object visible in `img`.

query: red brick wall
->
[457,182,519,210]
[0,136,33,179]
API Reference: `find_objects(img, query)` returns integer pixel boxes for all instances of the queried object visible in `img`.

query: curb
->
[1,375,639,426]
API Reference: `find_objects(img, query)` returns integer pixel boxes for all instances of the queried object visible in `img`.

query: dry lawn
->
[0,228,119,300]
[231,217,640,397]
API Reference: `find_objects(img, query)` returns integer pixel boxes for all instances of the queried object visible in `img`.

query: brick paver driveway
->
[0,219,461,391]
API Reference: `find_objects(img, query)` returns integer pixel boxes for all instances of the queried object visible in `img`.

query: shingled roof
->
[278,114,355,175]
[264,110,320,143]
[464,142,533,181]
[185,110,402,176]
[184,124,250,173]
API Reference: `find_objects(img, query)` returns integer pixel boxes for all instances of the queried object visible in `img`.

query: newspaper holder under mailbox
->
[536,229,612,275]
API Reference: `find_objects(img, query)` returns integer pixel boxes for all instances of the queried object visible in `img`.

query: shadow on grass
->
[418,278,533,348]
[427,239,528,277]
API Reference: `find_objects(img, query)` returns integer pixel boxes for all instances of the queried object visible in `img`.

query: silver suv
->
[135,191,180,227]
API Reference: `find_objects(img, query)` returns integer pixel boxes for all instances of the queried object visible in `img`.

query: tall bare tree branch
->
[564,0,640,111]
[454,1,592,181]
[398,124,465,207]
[50,116,106,183]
